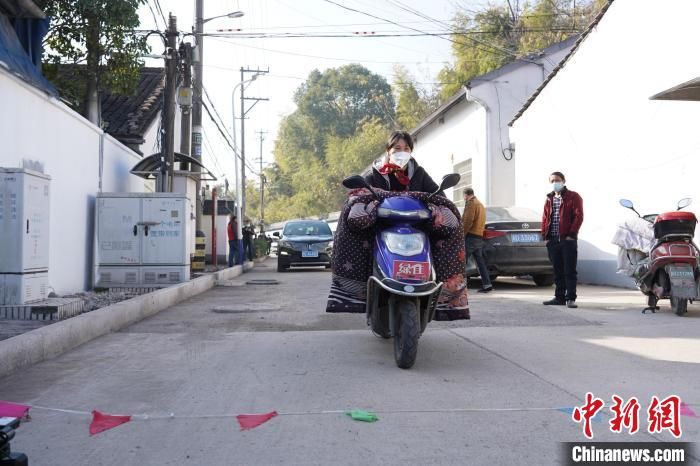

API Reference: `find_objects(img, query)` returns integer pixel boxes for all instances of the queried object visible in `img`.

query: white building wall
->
[141,118,161,158]
[469,45,573,206]
[0,68,147,294]
[412,101,487,209]
[510,0,700,287]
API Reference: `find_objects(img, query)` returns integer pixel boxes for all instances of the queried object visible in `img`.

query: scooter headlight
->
[377,208,431,219]
[382,231,426,256]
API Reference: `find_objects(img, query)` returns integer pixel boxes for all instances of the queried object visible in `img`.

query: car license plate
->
[511,233,540,243]
[393,260,430,281]
[302,250,318,258]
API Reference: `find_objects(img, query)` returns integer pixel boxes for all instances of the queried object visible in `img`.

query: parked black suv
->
[274,220,333,272]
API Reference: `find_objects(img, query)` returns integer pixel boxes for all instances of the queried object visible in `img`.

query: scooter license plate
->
[667,265,697,299]
[393,260,430,281]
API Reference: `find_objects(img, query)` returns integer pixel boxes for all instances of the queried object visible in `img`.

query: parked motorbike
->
[618,198,698,315]
[341,173,460,368]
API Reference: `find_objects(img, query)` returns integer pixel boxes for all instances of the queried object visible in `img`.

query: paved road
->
[1,259,699,465]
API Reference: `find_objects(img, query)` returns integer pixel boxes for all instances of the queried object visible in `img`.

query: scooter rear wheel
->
[394,300,420,369]
[671,296,688,316]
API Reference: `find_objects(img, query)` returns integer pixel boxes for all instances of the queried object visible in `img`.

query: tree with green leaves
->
[264,65,395,223]
[437,0,606,101]
[393,65,437,130]
[294,64,396,138]
[38,0,149,123]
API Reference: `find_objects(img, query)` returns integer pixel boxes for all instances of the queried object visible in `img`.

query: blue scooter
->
[342,173,461,368]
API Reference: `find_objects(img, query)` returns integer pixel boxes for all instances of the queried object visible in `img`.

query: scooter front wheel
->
[394,300,420,369]
[671,296,688,316]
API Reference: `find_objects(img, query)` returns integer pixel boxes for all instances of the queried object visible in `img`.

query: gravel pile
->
[61,290,145,312]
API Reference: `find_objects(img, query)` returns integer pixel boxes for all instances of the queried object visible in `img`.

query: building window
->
[453,158,472,207]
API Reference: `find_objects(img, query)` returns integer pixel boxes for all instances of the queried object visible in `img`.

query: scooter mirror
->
[678,198,692,210]
[439,173,461,191]
[342,175,369,190]
[273,231,280,237]
[619,199,634,209]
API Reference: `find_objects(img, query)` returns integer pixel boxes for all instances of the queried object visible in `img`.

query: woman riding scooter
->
[326,131,469,321]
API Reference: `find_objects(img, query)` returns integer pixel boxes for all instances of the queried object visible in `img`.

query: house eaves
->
[508,0,615,126]
[466,35,579,89]
[411,88,466,137]
[650,77,700,101]
[411,34,581,138]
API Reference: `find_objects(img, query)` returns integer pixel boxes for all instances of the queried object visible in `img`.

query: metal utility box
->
[95,193,191,288]
[0,168,51,305]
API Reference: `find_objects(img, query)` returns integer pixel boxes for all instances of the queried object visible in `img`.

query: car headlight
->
[377,208,431,219]
[278,240,291,249]
[382,232,425,256]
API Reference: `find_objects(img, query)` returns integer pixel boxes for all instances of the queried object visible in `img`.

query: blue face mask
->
[552,182,564,193]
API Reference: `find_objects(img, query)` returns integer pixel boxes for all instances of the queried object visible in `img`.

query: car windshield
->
[486,207,541,222]
[283,221,332,236]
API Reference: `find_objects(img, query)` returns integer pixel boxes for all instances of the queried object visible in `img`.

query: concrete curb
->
[0,264,254,377]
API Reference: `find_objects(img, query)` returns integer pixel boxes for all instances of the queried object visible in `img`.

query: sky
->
[137,0,489,191]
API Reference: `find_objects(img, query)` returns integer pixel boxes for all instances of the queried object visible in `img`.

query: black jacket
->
[364,159,442,195]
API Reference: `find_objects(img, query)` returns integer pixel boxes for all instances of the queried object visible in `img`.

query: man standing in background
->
[463,188,493,293]
[227,214,238,267]
[541,171,584,308]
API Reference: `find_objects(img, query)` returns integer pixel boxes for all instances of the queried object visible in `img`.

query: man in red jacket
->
[227,214,238,267]
[541,171,584,308]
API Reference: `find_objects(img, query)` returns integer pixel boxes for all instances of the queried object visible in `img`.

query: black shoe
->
[543,298,566,305]
[478,286,493,293]
[566,300,578,308]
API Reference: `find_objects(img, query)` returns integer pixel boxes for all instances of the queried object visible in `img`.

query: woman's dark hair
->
[386,130,414,152]
[550,171,566,182]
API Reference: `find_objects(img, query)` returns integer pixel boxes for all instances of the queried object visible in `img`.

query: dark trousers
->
[465,235,492,288]
[228,240,238,267]
[546,238,578,301]
[244,239,254,261]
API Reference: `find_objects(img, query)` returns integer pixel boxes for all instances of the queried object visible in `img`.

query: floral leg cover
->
[326,188,469,321]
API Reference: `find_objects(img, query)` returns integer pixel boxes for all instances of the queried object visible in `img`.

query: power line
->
[215,19,455,30]
[203,85,261,175]
[202,133,226,178]
[151,0,167,29]
[321,0,517,60]
[207,36,452,65]
[202,85,234,139]
[145,0,163,30]
[204,28,579,39]
[382,0,525,60]
[201,100,259,177]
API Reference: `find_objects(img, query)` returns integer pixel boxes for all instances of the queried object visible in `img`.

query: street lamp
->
[202,10,244,24]
[231,74,258,264]
[192,3,244,241]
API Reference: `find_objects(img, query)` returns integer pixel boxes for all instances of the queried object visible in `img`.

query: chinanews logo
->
[572,392,683,439]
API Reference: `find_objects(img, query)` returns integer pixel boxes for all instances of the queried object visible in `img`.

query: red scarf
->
[378,163,410,189]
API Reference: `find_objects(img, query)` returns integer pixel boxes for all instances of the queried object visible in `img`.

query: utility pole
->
[239,66,269,221]
[178,42,192,166]
[256,130,267,228]
[192,0,204,227]
[159,13,178,192]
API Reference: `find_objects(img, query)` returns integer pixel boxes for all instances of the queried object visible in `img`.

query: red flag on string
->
[0,401,30,418]
[236,411,278,430]
[89,410,132,435]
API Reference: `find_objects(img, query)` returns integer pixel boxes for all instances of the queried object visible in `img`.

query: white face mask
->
[389,151,411,169]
